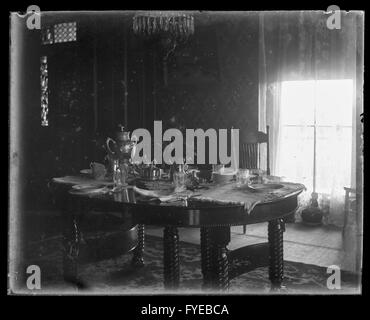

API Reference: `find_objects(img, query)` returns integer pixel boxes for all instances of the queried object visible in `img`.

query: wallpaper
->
[155,15,259,133]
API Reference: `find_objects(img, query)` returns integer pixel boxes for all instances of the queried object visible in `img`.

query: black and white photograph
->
[9,8,364,296]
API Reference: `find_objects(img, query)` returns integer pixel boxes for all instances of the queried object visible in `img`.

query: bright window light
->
[278,79,353,194]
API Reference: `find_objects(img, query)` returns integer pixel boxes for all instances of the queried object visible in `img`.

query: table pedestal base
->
[201,226,230,291]
[163,226,180,289]
[62,213,86,289]
[131,224,145,267]
[200,227,212,289]
[268,218,285,290]
[199,218,286,291]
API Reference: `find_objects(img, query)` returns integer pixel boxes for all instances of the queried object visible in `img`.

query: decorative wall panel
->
[40,56,49,126]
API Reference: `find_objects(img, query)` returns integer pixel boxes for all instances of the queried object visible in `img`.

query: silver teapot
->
[106,125,137,160]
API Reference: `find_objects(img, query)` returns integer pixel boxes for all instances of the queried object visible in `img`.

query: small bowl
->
[212,171,236,184]
[262,175,282,183]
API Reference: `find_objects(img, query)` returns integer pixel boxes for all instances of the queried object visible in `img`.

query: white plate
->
[80,169,92,175]
[248,183,283,191]
[70,187,108,195]
[72,184,103,190]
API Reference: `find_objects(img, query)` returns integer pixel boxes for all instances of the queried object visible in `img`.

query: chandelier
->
[133,11,194,43]
[133,11,195,86]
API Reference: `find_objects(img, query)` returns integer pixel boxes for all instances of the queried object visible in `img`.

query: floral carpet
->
[24,235,360,295]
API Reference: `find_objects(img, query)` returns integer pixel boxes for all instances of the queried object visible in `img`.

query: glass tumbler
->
[212,164,225,173]
[173,170,186,192]
[113,160,128,190]
[236,169,251,187]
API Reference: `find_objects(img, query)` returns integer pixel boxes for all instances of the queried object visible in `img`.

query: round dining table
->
[60,182,304,291]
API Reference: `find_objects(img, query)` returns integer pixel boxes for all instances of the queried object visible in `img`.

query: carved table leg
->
[163,226,180,289]
[200,227,213,289]
[62,213,81,287]
[209,226,230,291]
[268,218,285,291]
[131,224,145,267]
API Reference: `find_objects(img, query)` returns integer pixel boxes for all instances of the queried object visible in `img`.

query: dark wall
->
[22,15,96,210]
[155,14,259,132]
[22,14,140,210]
[20,12,260,210]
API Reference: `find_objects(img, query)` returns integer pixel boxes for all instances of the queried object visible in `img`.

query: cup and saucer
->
[80,162,108,181]
[212,167,237,184]
[80,168,92,176]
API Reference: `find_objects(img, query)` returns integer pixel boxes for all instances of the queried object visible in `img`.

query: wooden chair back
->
[239,126,270,175]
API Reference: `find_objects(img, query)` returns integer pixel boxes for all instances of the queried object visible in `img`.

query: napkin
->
[133,186,194,202]
[70,186,110,195]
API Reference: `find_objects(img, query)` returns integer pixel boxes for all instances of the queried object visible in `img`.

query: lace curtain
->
[258,11,362,227]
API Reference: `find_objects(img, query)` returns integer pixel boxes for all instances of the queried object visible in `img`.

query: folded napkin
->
[70,186,110,195]
[193,181,305,213]
[135,179,174,191]
[133,186,194,202]
[53,175,113,186]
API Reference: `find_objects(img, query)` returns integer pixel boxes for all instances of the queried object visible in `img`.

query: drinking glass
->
[262,175,282,184]
[173,170,186,192]
[250,169,266,183]
[212,164,224,173]
[113,160,128,190]
[236,169,251,187]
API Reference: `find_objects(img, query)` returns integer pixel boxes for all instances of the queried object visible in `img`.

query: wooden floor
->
[146,222,356,272]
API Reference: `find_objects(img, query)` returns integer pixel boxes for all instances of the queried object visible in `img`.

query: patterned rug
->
[24,235,360,295]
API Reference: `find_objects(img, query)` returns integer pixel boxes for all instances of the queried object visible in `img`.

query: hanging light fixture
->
[133,11,194,42]
[132,11,195,86]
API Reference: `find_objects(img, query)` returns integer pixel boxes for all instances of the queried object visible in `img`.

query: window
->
[41,22,77,45]
[54,22,77,43]
[277,80,353,194]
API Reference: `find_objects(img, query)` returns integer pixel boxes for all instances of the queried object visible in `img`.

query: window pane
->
[281,80,315,125]
[279,79,353,195]
[316,126,352,194]
[53,22,77,43]
[315,79,353,126]
[277,126,314,190]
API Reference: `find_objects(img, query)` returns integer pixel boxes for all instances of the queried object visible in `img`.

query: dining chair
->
[240,126,270,234]
[343,187,357,244]
[239,126,270,174]
[49,182,140,288]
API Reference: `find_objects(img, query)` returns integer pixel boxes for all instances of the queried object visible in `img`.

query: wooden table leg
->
[200,227,213,289]
[131,224,145,267]
[163,226,180,289]
[209,226,230,291]
[62,197,89,289]
[62,212,82,287]
[268,218,285,291]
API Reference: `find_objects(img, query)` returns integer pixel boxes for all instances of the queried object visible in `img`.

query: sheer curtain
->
[258,11,362,227]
